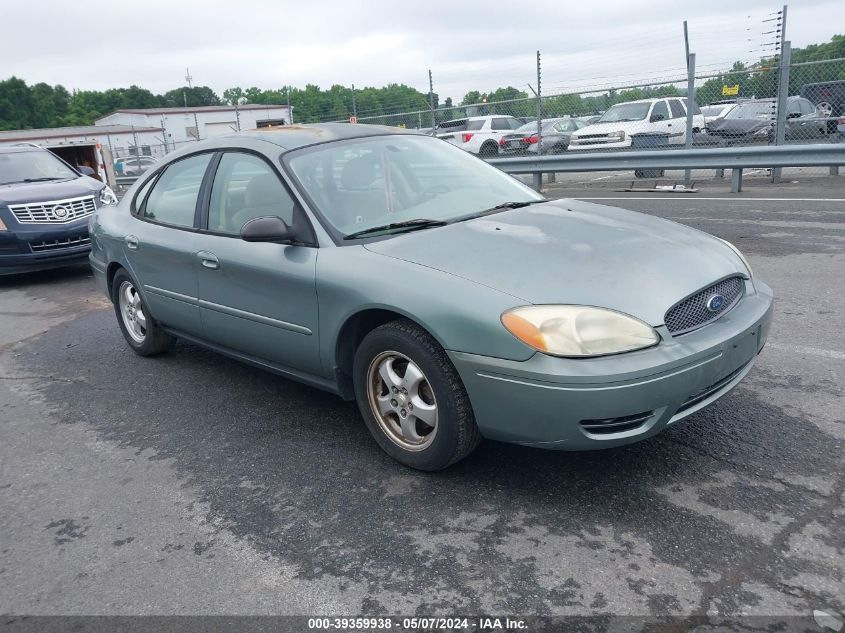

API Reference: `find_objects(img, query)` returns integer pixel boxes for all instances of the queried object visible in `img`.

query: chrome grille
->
[665,276,744,335]
[8,196,96,224]
[29,234,90,252]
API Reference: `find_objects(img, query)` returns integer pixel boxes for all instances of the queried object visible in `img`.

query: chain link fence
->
[117,46,844,189]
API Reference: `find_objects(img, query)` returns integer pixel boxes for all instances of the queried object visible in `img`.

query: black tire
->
[352,319,481,471]
[479,142,499,158]
[111,268,175,356]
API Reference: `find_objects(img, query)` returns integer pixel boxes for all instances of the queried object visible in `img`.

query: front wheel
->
[112,268,175,356]
[353,320,481,471]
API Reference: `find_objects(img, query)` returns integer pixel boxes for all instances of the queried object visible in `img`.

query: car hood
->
[0,176,102,206]
[363,200,745,326]
[707,117,772,135]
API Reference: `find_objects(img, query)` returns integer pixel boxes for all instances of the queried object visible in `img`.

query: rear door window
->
[141,153,212,228]
[669,99,686,119]
[466,120,486,131]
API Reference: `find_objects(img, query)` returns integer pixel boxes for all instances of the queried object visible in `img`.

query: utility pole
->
[351,84,358,119]
[685,53,696,186]
[428,69,436,130]
[773,5,789,181]
[287,87,293,124]
[160,116,167,152]
[185,68,193,89]
[234,99,241,131]
[534,50,542,191]
[183,85,200,142]
[683,21,692,184]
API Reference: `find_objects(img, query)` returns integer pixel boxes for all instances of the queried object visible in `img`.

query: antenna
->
[185,67,193,89]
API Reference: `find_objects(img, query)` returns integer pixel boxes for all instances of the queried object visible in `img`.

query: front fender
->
[315,246,535,377]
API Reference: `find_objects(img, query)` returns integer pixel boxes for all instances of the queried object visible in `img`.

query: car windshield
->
[0,150,78,186]
[598,103,651,123]
[515,122,537,134]
[286,135,543,240]
[726,102,774,119]
[701,105,727,117]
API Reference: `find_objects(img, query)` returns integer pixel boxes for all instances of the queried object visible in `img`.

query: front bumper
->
[0,218,91,275]
[568,137,633,151]
[448,280,773,450]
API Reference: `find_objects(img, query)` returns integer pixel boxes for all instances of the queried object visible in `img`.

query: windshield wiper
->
[343,218,448,240]
[456,199,545,221]
[23,177,66,182]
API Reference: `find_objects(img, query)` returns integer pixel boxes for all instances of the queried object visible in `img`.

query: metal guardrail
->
[113,144,843,194]
[488,143,845,192]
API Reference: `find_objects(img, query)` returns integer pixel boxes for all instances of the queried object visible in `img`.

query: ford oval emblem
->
[706,294,725,312]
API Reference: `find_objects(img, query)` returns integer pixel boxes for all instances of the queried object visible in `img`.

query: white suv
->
[435,115,524,156]
[568,98,705,150]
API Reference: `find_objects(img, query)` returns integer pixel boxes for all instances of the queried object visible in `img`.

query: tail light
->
[498,138,506,146]
[462,133,474,143]
[524,135,539,144]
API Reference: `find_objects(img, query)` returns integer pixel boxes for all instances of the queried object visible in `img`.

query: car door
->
[194,151,321,375]
[667,99,688,143]
[646,100,673,140]
[125,152,213,337]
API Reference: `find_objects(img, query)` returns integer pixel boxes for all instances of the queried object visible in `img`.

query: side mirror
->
[650,113,666,122]
[240,216,294,243]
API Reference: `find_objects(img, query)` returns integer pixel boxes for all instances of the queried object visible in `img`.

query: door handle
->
[125,235,139,250]
[197,251,219,270]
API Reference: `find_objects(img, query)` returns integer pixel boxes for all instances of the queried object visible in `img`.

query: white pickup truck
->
[434,115,524,156]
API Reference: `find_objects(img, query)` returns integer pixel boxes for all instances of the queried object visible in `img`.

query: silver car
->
[89,123,773,470]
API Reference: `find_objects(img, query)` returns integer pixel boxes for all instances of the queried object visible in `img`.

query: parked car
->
[0,145,117,275]
[499,117,585,155]
[115,155,157,177]
[435,115,524,156]
[568,98,705,150]
[706,96,828,143]
[800,81,845,134]
[89,123,772,471]
[701,102,738,122]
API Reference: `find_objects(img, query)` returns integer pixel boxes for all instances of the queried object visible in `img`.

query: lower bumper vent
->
[579,411,654,436]
[676,362,751,415]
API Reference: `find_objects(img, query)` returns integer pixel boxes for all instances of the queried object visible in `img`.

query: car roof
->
[173,122,418,153]
[608,98,673,105]
[0,145,48,154]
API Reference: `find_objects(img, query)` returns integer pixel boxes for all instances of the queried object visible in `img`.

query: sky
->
[0,0,838,103]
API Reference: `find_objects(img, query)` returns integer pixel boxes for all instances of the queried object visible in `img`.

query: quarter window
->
[142,153,212,228]
[208,152,295,235]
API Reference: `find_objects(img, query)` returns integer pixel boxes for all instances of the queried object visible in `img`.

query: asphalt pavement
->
[0,182,843,622]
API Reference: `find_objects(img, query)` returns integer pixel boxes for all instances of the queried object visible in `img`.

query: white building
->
[95,104,292,152]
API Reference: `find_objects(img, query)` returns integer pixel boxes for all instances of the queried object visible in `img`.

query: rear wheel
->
[479,142,499,158]
[112,269,175,356]
[353,319,481,471]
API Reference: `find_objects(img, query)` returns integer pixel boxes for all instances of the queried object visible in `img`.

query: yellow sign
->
[722,84,739,96]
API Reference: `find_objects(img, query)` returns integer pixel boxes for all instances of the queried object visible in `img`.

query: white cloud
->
[0,0,837,101]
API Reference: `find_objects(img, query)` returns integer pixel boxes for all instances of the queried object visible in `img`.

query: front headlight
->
[99,186,117,206]
[0,216,7,231]
[753,126,772,136]
[717,238,753,277]
[501,305,659,357]
[609,130,626,141]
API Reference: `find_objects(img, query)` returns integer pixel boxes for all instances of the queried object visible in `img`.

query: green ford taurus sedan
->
[89,123,773,471]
